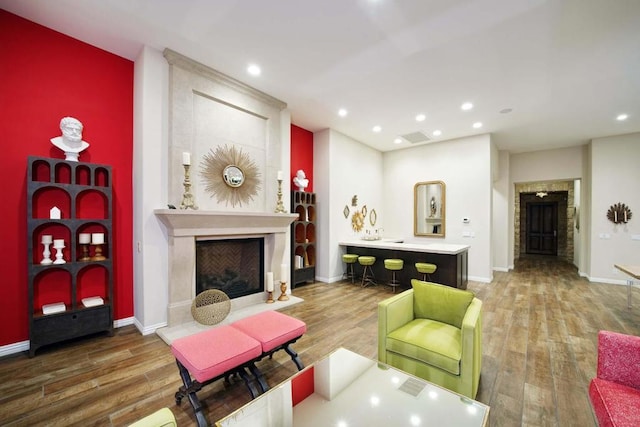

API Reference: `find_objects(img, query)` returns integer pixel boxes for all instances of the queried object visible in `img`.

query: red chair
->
[589,330,640,426]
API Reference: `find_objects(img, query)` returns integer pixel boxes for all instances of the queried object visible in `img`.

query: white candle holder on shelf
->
[53,239,66,264]
[40,235,53,265]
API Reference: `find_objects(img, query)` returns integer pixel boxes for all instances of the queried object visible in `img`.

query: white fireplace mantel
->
[154,209,298,237]
[154,209,298,331]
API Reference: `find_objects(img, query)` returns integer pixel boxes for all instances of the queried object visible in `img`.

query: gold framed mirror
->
[414,181,445,237]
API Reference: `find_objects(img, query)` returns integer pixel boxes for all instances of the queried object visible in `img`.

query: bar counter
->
[339,239,469,289]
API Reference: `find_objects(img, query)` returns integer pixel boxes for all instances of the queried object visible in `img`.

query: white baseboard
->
[134,318,168,336]
[114,316,135,328]
[492,267,510,272]
[587,276,627,286]
[0,340,29,358]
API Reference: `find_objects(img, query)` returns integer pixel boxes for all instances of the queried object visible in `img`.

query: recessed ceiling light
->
[617,113,628,121]
[372,125,382,133]
[461,102,473,111]
[247,64,261,76]
[472,122,483,129]
[338,108,348,117]
[432,130,442,137]
[415,113,426,122]
[394,138,403,144]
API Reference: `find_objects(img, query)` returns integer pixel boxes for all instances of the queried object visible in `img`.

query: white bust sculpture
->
[51,117,90,162]
[293,169,309,192]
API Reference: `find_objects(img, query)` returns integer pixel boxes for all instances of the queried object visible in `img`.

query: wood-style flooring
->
[2,256,640,426]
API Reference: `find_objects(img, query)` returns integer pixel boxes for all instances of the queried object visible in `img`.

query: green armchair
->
[378,279,482,399]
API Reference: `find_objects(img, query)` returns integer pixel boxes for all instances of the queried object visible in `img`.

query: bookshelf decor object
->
[27,156,114,357]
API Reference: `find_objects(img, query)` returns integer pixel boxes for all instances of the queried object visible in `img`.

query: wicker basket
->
[191,289,231,325]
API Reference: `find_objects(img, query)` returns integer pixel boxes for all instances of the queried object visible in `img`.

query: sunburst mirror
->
[200,144,261,207]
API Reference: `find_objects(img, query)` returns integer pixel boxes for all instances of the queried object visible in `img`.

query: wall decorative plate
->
[200,144,260,207]
[370,209,377,226]
[607,202,632,224]
[343,205,350,219]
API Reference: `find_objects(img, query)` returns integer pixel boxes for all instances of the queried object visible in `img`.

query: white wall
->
[133,46,170,334]
[383,134,494,282]
[589,133,640,283]
[314,129,384,283]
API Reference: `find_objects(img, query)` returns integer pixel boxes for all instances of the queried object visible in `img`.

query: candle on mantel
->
[79,233,91,244]
[266,272,274,292]
[182,152,191,166]
[53,239,65,248]
[41,235,53,244]
[91,233,105,245]
[615,211,618,223]
[624,211,628,222]
[277,170,283,181]
[281,263,288,283]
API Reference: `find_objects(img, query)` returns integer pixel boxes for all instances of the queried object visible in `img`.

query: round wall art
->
[200,144,260,207]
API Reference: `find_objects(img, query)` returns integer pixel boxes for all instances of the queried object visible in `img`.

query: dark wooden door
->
[526,202,558,255]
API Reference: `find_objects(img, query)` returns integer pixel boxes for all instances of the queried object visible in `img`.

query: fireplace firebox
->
[195,238,264,300]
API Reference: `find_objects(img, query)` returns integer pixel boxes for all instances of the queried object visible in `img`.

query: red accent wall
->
[290,125,314,192]
[0,11,134,346]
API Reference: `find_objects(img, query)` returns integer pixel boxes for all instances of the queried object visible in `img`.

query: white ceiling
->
[3,0,639,153]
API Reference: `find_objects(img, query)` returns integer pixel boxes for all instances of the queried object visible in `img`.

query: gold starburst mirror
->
[200,144,261,207]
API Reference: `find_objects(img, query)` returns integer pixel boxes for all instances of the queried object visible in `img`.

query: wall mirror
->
[414,181,446,237]
[223,165,244,187]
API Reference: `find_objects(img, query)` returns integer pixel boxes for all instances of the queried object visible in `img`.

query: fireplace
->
[154,209,298,332]
[196,238,264,300]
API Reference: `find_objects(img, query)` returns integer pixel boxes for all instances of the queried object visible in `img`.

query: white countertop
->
[339,239,469,255]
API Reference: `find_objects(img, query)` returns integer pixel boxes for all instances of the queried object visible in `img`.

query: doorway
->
[526,202,558,255]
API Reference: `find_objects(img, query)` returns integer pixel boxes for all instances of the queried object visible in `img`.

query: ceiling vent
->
[401,131,430,144]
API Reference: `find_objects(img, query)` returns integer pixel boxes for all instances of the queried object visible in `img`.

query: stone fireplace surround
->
[154,209,299,343]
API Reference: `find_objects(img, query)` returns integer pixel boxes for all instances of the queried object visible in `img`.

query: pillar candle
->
[91,233,105,245]
[614,211,618,223]
[277,170,283,181]
[79,233,91,244]
[41,235,53,244]
[53,239,65,248]
[266,272,274,292]
[281,263,288,283]
[182,152,191,166]
[624,211,627,222]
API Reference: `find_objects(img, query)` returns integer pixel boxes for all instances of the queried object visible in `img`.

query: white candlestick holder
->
[180,164,198,210]
[40,242,53,265]
[53,242,66,265]
[275,179,286,213]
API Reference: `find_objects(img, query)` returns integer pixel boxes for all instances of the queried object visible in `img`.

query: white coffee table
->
[217,347,489,426]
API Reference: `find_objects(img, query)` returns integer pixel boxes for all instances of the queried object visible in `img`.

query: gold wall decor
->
[607,202,632,224]
[200,144,260,207]
[351,211,365,232]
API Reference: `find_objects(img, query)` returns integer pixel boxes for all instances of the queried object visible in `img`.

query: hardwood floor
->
[2,257,640,426]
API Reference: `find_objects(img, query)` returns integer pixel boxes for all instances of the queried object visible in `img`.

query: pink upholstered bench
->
[171,325,262,427]
[231,310,307,369]
[170,311,306,427]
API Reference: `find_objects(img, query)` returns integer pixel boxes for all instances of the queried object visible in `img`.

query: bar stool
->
[415,262,437,281]
[358,256,376,287]
[384,258,404,293]
[342,253,359,284]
